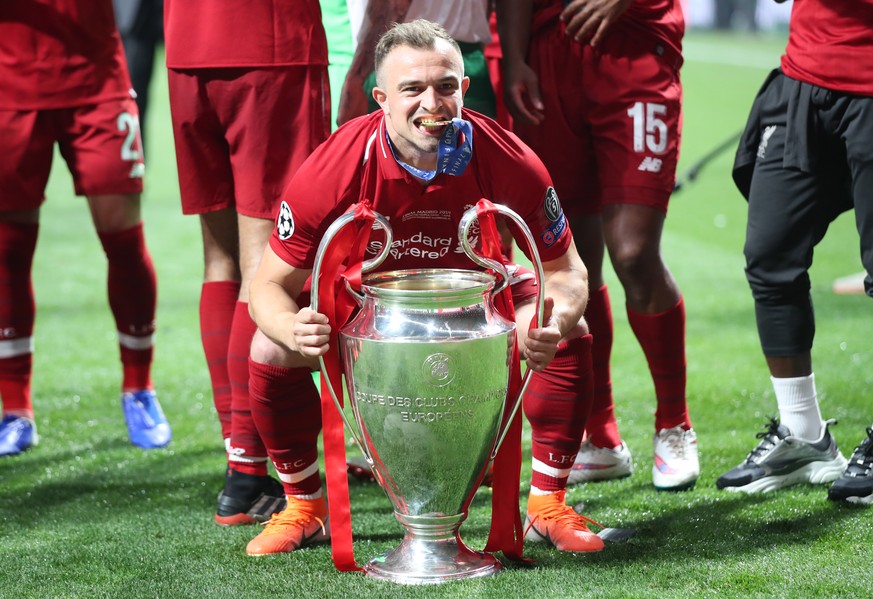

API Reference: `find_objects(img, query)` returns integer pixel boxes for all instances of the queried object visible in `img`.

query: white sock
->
[772,374,824,442]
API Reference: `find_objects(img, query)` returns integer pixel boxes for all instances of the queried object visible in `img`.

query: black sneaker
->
[828,427,873,505]
[716,418,847,493]
[215,469,286,526]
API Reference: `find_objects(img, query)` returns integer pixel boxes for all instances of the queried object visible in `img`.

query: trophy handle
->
[458,204,546,459]
[310,208,393,461]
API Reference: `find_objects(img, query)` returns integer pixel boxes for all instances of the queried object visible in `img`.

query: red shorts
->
[0,95,144,209]
[168,66,330,219]
[513,26,682,215]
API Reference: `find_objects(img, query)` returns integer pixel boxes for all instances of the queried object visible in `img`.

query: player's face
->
[373,40,469,172]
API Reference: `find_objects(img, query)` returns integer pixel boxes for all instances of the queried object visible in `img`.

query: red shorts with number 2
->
[0,95,144,209]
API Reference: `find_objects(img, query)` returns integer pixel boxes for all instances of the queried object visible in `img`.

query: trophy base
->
[364,536,501,585]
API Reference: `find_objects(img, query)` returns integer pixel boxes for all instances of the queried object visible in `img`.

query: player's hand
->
[560,0,635,47]
[291,307,332,357]
[502,60,546,125]
[523,297,559,372]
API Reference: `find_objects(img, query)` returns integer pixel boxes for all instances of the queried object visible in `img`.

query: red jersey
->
[532,0,684,60]
[270,110,573,273]
[781,0,873,96]
[164,0,328,69]
[0,0,131,110]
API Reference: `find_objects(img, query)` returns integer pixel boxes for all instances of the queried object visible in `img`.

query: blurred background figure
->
[714,0,759,31]
[0,0,171,456]
[113,0,164,151]
[163,0,331,527]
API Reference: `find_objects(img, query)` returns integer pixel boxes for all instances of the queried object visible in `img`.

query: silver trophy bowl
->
[312,204,544,584]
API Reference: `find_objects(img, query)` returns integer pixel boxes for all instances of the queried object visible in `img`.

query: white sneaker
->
[652,426,699,491]
[568,440,633,484]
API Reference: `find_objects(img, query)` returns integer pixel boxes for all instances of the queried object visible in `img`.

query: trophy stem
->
[364,513,501,585]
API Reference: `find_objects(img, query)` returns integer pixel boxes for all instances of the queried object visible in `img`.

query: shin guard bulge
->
[199,281,240,439]
[525,335,595,492]
[627,297,691,431]
[249,359,323,497]
[0,222,38,415]
[583,285,621,448]
[98,224,156,392]
[227,302,267,476]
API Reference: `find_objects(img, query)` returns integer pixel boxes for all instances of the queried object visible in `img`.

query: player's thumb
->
[528,86,545,112]
[529,296,554,332]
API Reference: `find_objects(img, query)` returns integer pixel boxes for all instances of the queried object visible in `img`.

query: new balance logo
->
[637,157,663,172]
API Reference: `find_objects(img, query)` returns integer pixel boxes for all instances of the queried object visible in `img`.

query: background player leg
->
[603,204,698,491]
[88,193,170,449]
[206,211,285,526]
[0,210,40,456]
[567,215,633,484]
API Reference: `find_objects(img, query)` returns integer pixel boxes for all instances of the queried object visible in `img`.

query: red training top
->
[0,0,131,110]
[781,0,873,96]
[163,0,328,69]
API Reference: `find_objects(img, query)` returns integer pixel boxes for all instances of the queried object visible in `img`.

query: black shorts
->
[735,69,873,301]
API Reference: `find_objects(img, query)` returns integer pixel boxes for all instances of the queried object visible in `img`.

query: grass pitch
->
[1,29,871,598]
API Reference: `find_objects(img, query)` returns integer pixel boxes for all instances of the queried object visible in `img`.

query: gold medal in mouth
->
[418,118,452,129]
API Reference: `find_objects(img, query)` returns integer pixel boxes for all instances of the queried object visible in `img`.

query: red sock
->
[584,285,622,448]
[98,224,156,392]
[249,359,323,496]
[0,222,38,416]
[199,281,239,440]
[627,297,691,431]
[525,335,594,492]
[226,302,267,476]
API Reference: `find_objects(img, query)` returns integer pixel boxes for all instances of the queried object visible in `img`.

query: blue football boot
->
[0,414,38,456]
[121,389,171,449]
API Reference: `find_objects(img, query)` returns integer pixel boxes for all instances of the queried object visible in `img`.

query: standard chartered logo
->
[367,232,453,260]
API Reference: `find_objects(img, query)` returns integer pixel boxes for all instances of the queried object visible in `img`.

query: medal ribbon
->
[392,117,473,181]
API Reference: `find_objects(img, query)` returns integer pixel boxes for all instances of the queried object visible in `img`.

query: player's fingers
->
[506,85,541,125]
[589,17,613,47]
[562,4,597,40]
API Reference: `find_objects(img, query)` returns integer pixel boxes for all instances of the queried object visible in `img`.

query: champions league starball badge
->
[541,187,566,247]
[543,186,562,222]
[276,200,294,240]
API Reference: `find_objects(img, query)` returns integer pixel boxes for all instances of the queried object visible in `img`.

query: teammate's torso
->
[781,0,873,96]
[164,0,328,68]
[532,0,684,54]
[0,0,131,109]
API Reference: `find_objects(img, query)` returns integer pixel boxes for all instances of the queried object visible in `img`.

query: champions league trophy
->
[311,203,544,585]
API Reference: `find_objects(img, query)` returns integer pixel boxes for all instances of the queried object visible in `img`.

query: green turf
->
[2,29,872,598]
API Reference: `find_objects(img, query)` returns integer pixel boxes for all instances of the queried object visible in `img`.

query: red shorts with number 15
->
[513,25,682,216]
[0,95,144,209]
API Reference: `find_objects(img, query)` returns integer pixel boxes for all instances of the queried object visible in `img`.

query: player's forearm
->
[249,280,303,353]
[248,249,311,353]
[541,255,589,338]
[497,0,534,65]
[347,0,412,79]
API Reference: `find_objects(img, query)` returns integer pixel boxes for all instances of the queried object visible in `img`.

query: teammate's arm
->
[336,0,412,126]
[497,0,545,125]
[560,0,634,47]
[249,246,331,357]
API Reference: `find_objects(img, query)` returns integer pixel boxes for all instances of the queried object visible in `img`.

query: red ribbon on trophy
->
[315,201,376,573]
[474,198,527,562]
